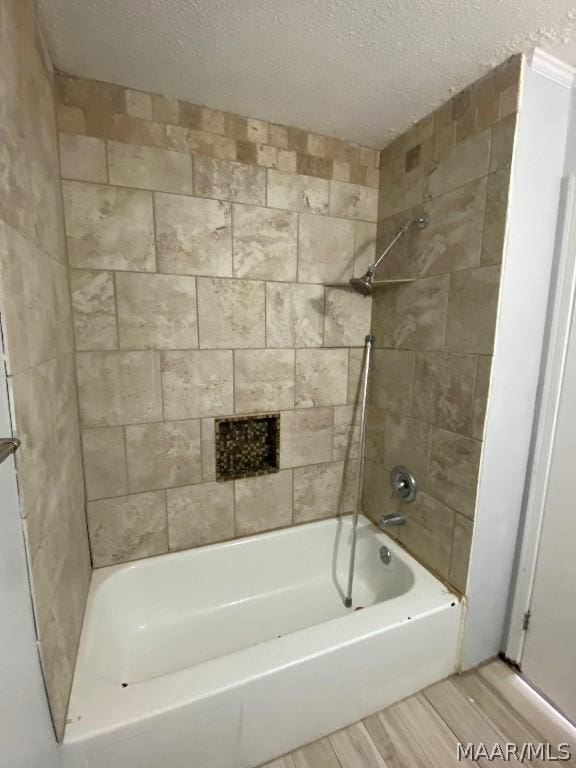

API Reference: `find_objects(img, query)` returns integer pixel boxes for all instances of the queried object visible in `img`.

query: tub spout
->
[378,513,406,529]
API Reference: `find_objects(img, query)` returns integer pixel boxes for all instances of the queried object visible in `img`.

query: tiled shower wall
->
[0,0,91,739]
[55,74,379,567]
[362,57,521,593]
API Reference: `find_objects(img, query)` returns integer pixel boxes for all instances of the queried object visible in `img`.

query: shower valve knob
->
[390,466,417,503]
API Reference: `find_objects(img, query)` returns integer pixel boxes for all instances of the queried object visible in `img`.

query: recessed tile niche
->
[215,414,280,481]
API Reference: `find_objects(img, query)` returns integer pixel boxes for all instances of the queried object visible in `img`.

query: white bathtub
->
[62,514,461,768]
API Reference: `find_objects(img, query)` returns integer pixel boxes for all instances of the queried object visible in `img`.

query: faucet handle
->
[390,466,417,503]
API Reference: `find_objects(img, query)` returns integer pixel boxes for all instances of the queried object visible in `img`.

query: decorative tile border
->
[55,74,380,187]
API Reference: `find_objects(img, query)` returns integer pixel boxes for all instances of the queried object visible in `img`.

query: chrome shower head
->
[349,271,374,296]
[349,212,430,296]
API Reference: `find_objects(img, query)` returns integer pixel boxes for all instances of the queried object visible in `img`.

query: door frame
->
[505,174,576,663]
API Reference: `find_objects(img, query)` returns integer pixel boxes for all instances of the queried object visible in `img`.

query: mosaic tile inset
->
[215,413,280,481]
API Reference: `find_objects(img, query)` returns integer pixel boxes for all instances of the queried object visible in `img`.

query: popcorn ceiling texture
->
[38,0,576,146]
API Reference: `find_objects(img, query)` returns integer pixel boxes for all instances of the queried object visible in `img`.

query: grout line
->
[151,192,159,272]
[65,263,365,290]
[60,175,377,225]
[194,274,201,350]
[232,349,237,415]
[111,271,122,349]
[121,425,131,494]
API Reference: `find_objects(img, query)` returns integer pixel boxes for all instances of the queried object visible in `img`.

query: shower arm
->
[367,226,408,277]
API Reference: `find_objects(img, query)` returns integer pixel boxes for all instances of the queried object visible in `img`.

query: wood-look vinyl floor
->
[261,660,576,768]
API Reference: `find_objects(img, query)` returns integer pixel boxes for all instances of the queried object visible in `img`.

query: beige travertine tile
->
[449,513,474,592]
[126,90,152,120]
[481,169,510,265]
[473,355,492,439]
[324,287,372,347]
[161,349,233,419]
[235,471,293,535]
[59,133,106,182]
[0,226,69,373]
[152,94,179,124]
[88,491,168,567]
[347,348,365,405]
[354,221,377,278]
[201,417,216,481]
[116,272,198,349]
[63,181,155,271]
[107,140,193,193]
[280,407,333,468]
[9,364,53,511]
[197,277,265,348]
[269,124,289,149]
[56,103,86,133]
[365,405,386,467]
[201,108,226,135]
[417,178,487,276]
[382,413,431,484]
[234,349,295,412]
[106,113,175,151]
[257,144,279,169]
[296,153,333,180]
[427,428,481,518]
[37,579,76,740]
[285,126,308,153]
[363,459,402,523]
[329,181,378,222]
[265,282,324,348]
[373,210,420,281]
[298,214,355,283]
[232,204,297,281]
[333,404,361,461]
[490,115,516,172]
[307,133,331,158]
[70,269,117,350]
[445,266,501,354]
[295,348,348,408]
[189,129,237,160]
[25,466,70,627]
[76,350,162,426]
[397,491,455,580]
[413,352,476,435]
[499,84,518,119]
[167,482,234,550]
[372,275,449,351]
[126,419,202,492]
[379,155,425,221]
[267,170,329,214]
[425,129,491,200]
[82,426,128,500]
[155,193,232,277]
[247,118,269,144]
[370,349,414,414]
[293,460,355,522]
[194,156,266,205]
[277,149,297,174]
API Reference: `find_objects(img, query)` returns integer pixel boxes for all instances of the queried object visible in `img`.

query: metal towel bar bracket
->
[0,437,20,464]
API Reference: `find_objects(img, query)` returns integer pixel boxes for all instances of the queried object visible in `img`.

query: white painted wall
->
[462,53,573,669]
[0,333,60,766]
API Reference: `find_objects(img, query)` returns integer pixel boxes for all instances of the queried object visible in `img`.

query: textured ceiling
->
[37,0,576,148]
